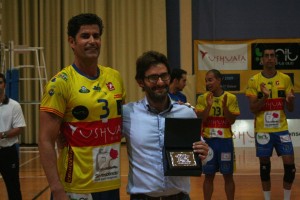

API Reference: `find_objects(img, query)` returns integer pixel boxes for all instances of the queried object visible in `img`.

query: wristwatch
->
[1,132,7,139]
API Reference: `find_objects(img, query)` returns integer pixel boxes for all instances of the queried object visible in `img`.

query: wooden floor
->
[0,144,299,200]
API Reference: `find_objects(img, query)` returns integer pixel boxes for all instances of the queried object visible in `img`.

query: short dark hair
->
[67,13,104,38]
[261,44,277,56]
[207,69,222,80]
[0,72,6,84]
[170,68,187,83]
[135,51,170,81]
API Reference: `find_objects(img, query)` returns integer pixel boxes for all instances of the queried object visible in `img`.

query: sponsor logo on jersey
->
[79,86,90,93]
[256,133,270,145]
[221,152,232,161]
[58,72,68,81]
[280,134,292,143]
[106,82,115,91]
[261,99,284,111]
[72,106,89,120]
[48,89,55,96]
[93,84,101,92]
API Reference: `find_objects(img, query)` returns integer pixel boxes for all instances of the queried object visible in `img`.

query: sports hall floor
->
[0,144,299,200]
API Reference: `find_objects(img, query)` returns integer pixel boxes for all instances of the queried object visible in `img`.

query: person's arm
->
[196,93,213,122]
[248,83,270,114]
[38,111,69,200]
[1,102,26,139]
[222,94,238,125]
[248,95,268,114]
[286,89,295,112]
[0,127,24,139]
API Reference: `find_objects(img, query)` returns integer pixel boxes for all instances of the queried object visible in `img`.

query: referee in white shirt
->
[0,72,26,200]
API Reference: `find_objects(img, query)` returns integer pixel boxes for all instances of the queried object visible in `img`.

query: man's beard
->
[144,85,169,102]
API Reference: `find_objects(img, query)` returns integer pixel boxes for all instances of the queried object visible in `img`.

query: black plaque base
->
[163,118,202,176]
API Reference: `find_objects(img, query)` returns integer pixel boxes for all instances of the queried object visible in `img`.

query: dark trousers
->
[51,188,120,200]
[91,189,120,200]
[130,192,190,200]
[0,144,22,200]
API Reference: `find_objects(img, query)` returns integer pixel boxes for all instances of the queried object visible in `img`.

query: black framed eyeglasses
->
[144,73,170,83]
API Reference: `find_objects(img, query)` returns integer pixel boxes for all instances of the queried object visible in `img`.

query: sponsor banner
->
[251,43,300,70]
[231,119,300,147]
[197,43,248,71]
[222,74,240,91]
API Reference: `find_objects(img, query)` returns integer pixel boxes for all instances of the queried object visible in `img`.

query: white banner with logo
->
[197,43,248,71]
[232,119,300,147]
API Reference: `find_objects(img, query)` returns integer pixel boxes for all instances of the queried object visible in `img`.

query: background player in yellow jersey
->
[246,46,295,200]
[196,69,240,200]
[39,13,125,200]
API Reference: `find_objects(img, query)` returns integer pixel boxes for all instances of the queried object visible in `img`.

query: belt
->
[130,192,188,200]
[0,144,16,150]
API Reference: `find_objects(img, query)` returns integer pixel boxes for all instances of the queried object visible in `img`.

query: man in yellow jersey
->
[246,46,295,200]
[39,13,125,200]
[195,69,240,200]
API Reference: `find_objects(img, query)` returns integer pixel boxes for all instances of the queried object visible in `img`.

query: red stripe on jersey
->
[65,147,74,183]
[61,117,122,147]
[261,98,284,111]
[40,107,64,118]
[203,116,231,128]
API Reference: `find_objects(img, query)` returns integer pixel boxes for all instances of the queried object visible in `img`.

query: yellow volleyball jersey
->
[40,64,125,193]
[196,91,240,138]
[245,71,293,133]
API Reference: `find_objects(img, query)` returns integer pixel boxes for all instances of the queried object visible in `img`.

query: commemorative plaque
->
[163,118,202,176]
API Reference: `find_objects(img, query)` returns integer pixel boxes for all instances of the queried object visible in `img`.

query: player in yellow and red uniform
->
[246,46,295,200]
[196,69,240,200]
[39,13,125,200]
